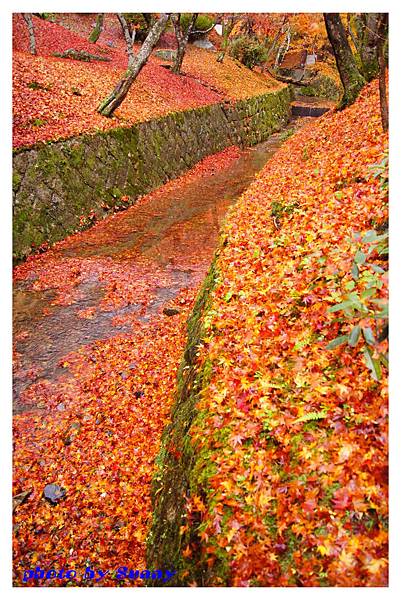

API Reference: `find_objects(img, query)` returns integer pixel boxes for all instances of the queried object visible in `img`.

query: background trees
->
[90,12,387,121]
[22,13,36,55]
[324,12,388,118]
[98,14,169,117]
[171,13,198,75]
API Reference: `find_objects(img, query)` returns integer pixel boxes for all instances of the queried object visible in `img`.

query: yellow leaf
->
[365,558,388,575]
[317,544,329,556]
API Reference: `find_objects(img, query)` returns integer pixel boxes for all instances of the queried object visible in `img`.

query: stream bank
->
[13,117,308,414]
[13,86,291,261]
[12,115,314,585]
[146,82,388,586]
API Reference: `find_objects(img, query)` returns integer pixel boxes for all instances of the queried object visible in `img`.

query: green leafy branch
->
[325,228,388,380]
[325,150,388,381]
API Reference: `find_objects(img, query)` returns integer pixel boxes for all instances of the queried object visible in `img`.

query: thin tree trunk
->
[264,17,287,66]
[262,16,309,86]
[171,13,198,75]
[117,13,136,67]
[23,13,36,55]
[324,13,366,109]
[98,14,169,118]
[217,16,235,63]
[89,13,104,43]
[376,13,388,132]
[359,13,380,80]
[174,42,185,75]
[274,23,291,68]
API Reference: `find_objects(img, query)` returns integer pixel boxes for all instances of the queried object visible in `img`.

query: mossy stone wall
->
[147,254,221,585]
[13,86,291,261]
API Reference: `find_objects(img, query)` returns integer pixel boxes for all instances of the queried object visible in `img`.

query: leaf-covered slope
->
[13,13,281,148]
[149,79,388,586]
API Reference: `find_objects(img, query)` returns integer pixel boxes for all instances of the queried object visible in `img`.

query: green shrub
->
[33,13,56,21]
[229,35,268,69]
[324,152,388,381]
[180,14,214,40]
[122,13,154,41]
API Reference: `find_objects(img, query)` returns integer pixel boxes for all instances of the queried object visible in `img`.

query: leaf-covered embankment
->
[148,79,388,586]
[13,13,281,148]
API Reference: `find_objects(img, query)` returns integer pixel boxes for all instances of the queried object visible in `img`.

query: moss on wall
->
[293,74,341,103]
[147,254,221,586]
[146,93,292,584]
[13,87,291,261]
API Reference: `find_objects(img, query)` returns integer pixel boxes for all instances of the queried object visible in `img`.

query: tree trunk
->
[359,13,380,80]
[274,22,291,68]
[23,13,36,55]
[376,13,388,132]
[324,13,366,109]
[264,17,288,66]
[89,13,104,43]
[117,13,136,67]
[173,40,186,76]
[171,13,198,75]
[217,15,235,63]
[98,14,169,118]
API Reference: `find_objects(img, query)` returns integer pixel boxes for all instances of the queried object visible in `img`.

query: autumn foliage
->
[12,145,243,586]
[12,12,388,588]
[171,80,388,586]
[13,13,279,148]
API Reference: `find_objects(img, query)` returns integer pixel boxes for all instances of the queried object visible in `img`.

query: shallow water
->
[13,118,309,413]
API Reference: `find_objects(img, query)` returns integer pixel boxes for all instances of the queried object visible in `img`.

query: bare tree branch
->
[117,13,136,67]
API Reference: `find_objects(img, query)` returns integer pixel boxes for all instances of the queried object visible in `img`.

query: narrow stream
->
[13,118,310,413]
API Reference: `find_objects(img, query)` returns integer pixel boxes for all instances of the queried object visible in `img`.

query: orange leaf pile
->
[13,13,280,149]
[12,145,243,586]
[179,80,388,586]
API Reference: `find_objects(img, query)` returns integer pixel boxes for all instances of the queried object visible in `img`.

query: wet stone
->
[43,484,66,505]
[163,307,180,316]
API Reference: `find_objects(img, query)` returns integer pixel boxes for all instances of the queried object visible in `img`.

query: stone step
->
[291,104,331,117]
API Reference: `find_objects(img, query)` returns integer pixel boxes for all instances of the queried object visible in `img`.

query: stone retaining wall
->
[13,86,291,260]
